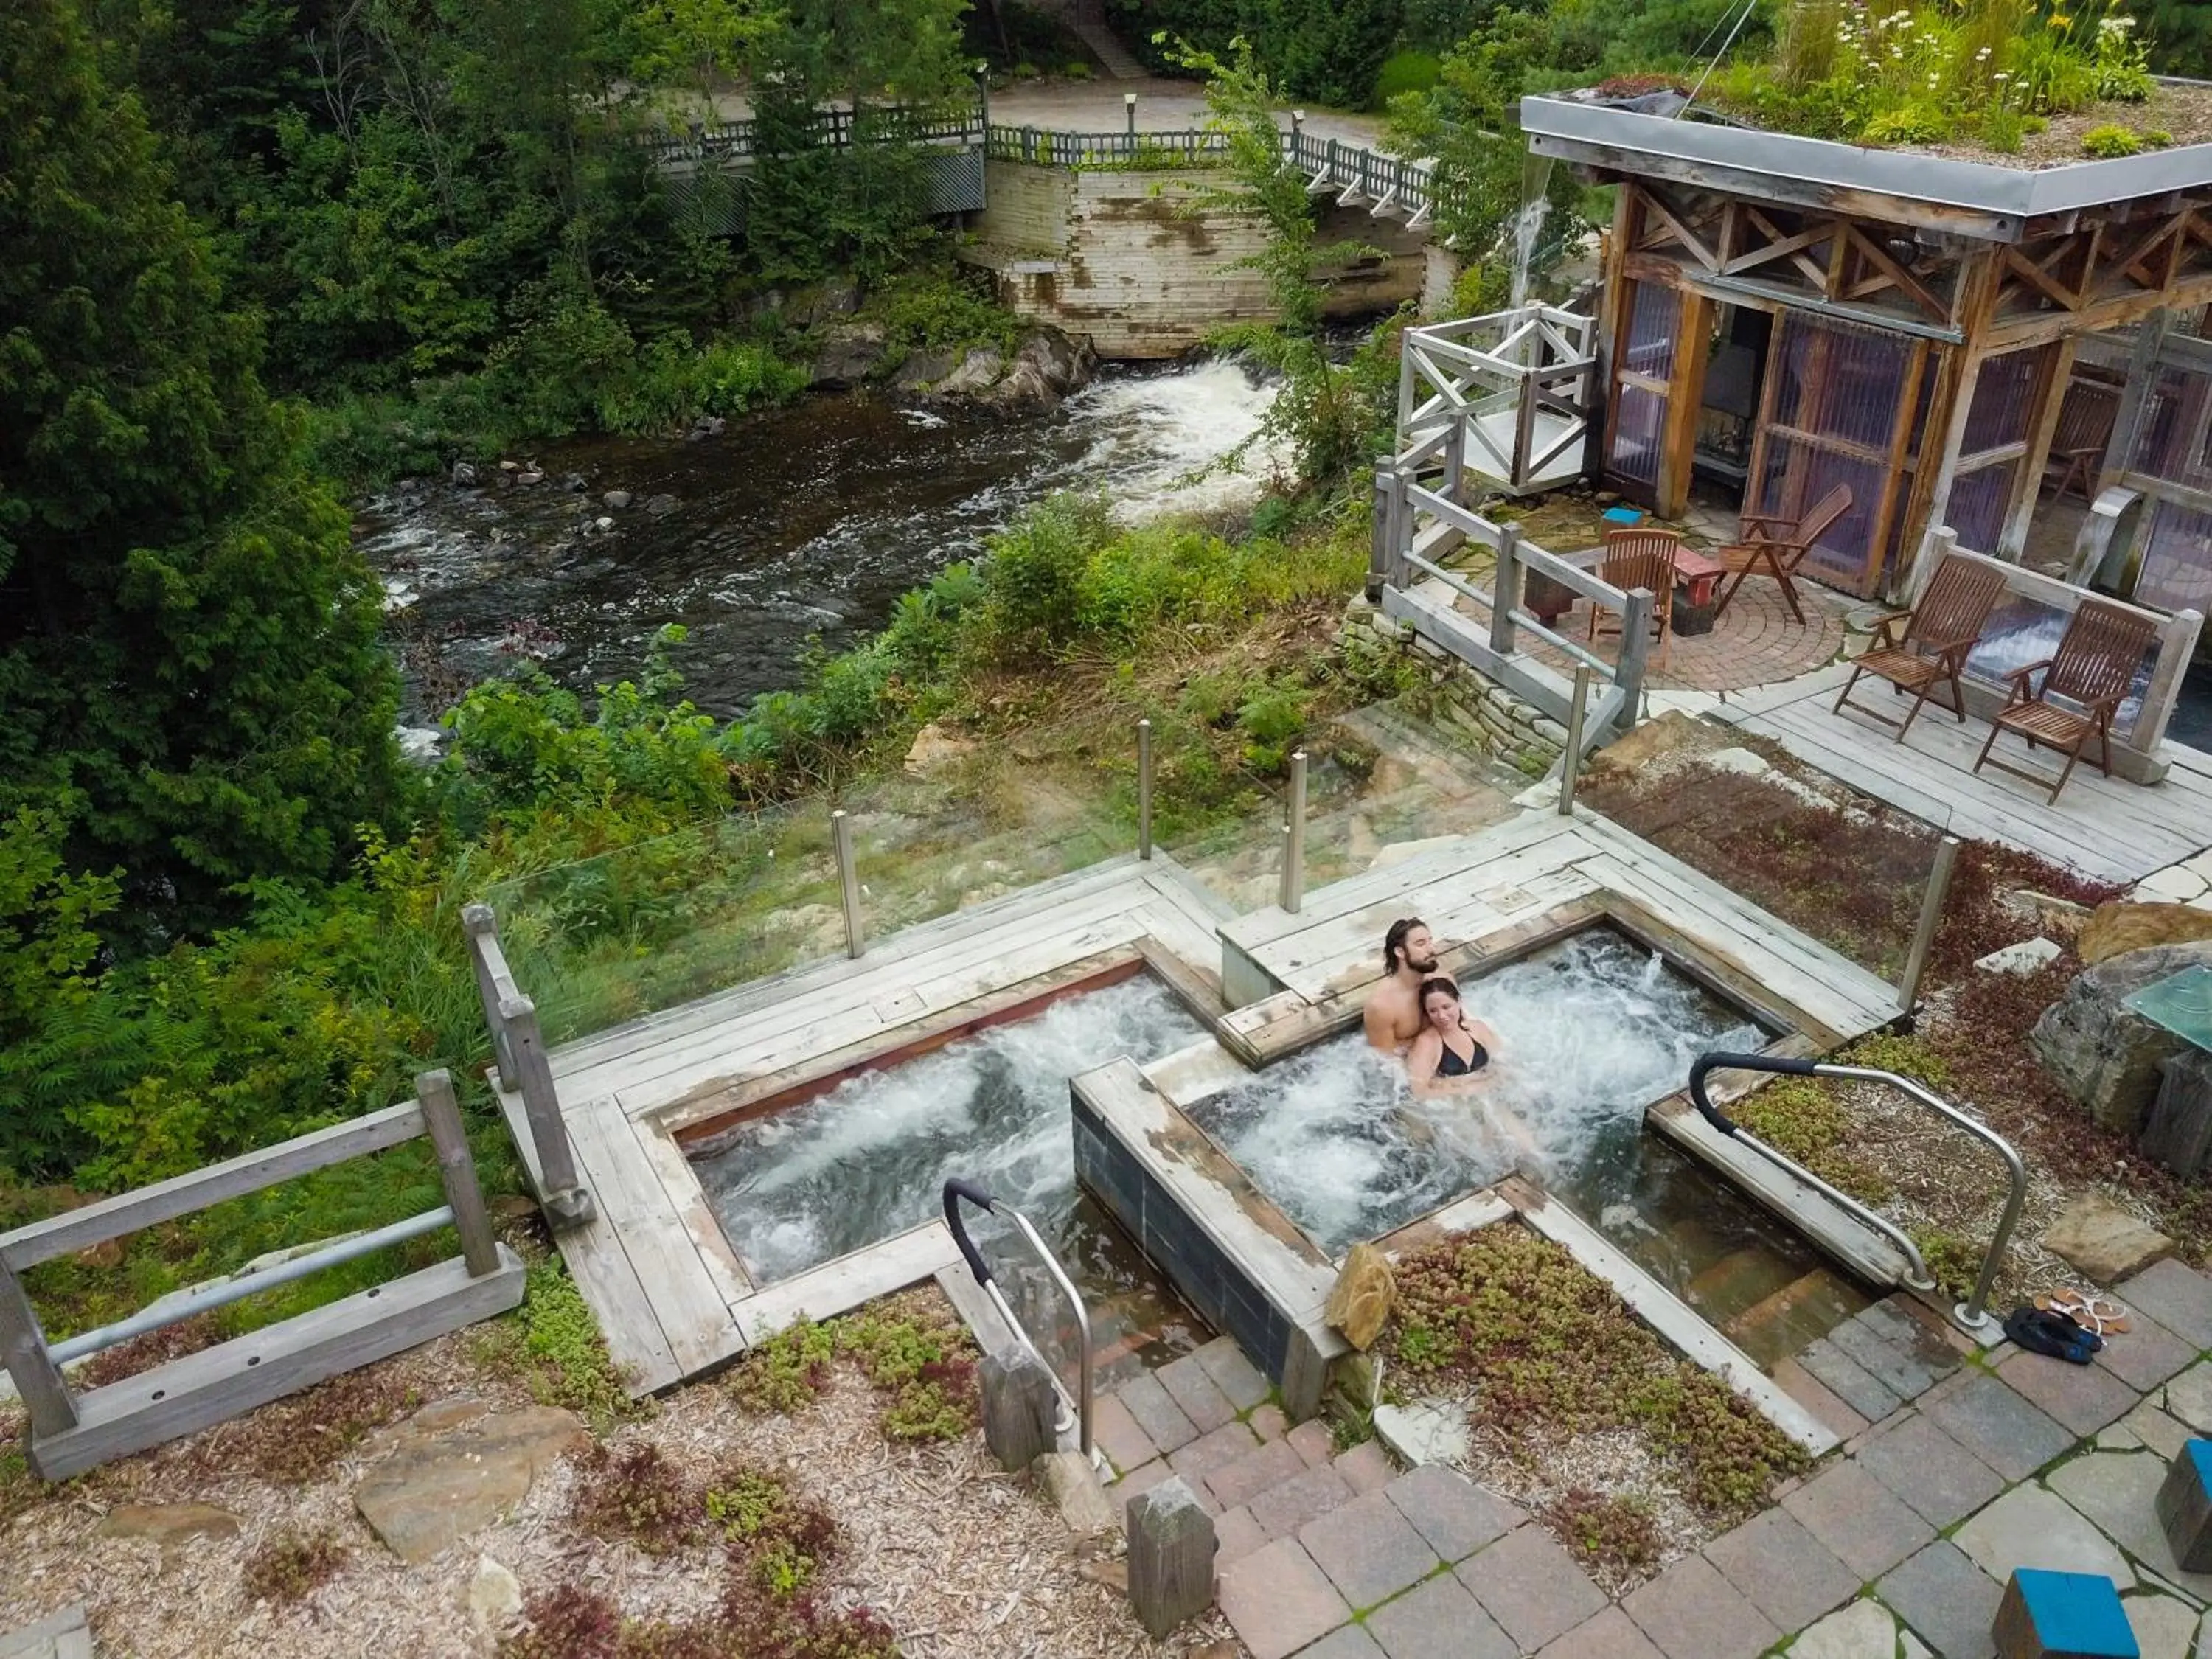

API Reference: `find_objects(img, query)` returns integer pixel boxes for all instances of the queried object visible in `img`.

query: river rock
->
[1035,1448,1116,1537]
[894,348,958,392]
[451,461,479,487]
[354,1400,587,1564]
[903,722,975,776]
[467,1554,524,1629]
[602,489,633,510]
[100,1502,242,1558]
[1324,1242,1395,1351]
[2079,902,2212,964]
[1975,937,2062,975]
[2031,942,2212,1133]
[812,321,892,389]
[643,493,678,518]
[998,327,1096,408]
[2042,1192,2174,1284]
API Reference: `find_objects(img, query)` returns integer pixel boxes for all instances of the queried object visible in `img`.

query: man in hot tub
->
[1363,917,1439,1053]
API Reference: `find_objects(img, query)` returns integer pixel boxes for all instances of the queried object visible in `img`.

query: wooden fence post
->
[0,1259,76,1438]
[1126,1478,1217,1638]
[460,905,518,1079]
[979,1349,1059,1472]
[417,1070,501,1279]
[1614,588,1654,731]
[498,995,594,1228]
[1490,524,1523,656]
[1368,470,1393,600]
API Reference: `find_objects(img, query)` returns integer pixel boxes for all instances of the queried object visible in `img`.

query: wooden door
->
[1742,310,1927,598]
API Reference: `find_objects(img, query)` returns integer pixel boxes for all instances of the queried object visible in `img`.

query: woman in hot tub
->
[1405,975,1537,1154]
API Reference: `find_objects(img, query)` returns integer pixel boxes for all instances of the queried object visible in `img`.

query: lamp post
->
[1290,108,1305,161]
[1124,91,1138,142]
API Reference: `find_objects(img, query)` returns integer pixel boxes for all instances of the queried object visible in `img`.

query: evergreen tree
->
[0,0,401,936]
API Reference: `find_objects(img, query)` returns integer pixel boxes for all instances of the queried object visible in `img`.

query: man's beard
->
[1406,952,1439,974]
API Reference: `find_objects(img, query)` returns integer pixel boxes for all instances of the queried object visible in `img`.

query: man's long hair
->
[1384,917,1427,975]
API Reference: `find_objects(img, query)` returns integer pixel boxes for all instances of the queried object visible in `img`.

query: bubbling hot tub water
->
[694,975,1208,1285]
[1189,929,1767,1256]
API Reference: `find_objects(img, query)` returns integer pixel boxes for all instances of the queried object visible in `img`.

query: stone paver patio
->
[1199,1259,2212,1658]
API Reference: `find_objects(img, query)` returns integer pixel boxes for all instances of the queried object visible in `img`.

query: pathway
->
[1164,1258,2212,1658]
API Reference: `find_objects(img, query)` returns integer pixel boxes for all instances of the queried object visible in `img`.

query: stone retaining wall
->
[1338,594,1567,779]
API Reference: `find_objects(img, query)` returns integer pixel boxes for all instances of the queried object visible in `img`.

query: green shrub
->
[729,1318,837,1413]
[1373,49,1444,108]
[476,1260,644,1433]
[1065,59,1094,78]
[2082,122,2143,156]
[979,492,1117,655]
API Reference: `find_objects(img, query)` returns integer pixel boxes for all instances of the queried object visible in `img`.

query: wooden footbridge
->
[646,100,1450,236]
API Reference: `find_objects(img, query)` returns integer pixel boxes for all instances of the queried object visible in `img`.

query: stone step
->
[1722,1267,1867,1370]
[1070,19,1147,79]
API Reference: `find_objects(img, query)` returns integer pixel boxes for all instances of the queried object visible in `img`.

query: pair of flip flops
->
[2035,1289,2132,1336]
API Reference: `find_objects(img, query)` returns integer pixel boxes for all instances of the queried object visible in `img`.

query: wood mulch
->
[0,1312,1239,1659]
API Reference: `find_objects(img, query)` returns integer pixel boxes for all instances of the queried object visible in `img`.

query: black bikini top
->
[1436,1029,1489,1077]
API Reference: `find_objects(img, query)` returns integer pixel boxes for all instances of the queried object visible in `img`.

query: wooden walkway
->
[1220,808,1904,1054]
[1713,663,2212,886]
[498,855,1232,1394]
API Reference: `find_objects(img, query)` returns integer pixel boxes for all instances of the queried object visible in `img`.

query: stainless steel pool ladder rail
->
[942,1178,1094,1461]
[1688,1051,2027,1339]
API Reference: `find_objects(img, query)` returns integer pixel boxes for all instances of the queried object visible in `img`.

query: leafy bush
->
[867,265,1023,362]
[2082,120,2143,156]
[978,493,1119,657]
[1547,1489,1660,1572]
[1374,49,1444,107]
[729,1318,838,1413]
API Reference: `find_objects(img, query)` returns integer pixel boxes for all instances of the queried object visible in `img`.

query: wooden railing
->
[1398,307,1598,495]
[1912,526,2205,774]
[639,100,1449,227]
[0,1071,524,1479]
[463,904,594,1229]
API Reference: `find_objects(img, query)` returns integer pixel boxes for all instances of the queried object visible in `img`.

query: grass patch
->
[1389,1228,1807,1529]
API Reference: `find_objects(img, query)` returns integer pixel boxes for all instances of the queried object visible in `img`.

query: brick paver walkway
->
[1530,572,1849,695]
[1141,1259,2212,1658]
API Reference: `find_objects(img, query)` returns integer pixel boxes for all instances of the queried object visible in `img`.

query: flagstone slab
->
[2048,1449,2212,1599]
[1877,1540,2003,1659]
[2122,1592,2200,1659]
[1951,1483,2135,1589]
[1784,1598,1902,1659]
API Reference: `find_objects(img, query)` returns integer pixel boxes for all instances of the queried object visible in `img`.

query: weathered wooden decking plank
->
[1722,669,2212,885]
[548,857,1150,1085]
[1221,810,1587,956]
[559,868,1172,1112]
[731,1222,964,1344]
[625,1103,756,1309]
[566,1099,745,1378]
[498,1085,680,1394]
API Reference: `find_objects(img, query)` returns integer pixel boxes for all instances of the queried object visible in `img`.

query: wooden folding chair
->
[2042,379,2119,504]
[1971,599,2158,804]
[1592,528,1677,671]
[1832,554,2007,742]
[1711,484,1853,625]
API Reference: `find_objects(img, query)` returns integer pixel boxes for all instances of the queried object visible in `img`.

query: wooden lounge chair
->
[1971,599,2158,804]
[2042,378,2119,504]
[1592,527,1677,670]
[1711,483,1854,625]
[1832,554,2008,742]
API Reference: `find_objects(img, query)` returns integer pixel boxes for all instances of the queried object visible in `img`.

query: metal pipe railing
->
[943,1180,1093,1460]
[1689,1051,2028,1336]
[47,1206,459,1364]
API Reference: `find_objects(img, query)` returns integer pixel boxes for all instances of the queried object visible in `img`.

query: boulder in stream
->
[2031,940,2212,1133]
[811,321,893,389]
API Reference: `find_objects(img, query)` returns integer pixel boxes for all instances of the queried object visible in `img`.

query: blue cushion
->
[2012,1568,2137,1657]
[1600,505,1646,526]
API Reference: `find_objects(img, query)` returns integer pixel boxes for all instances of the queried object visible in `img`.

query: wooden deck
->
[1713,662,2212,886]
[1220,808,1905,1052]
[497,854,1233,1394]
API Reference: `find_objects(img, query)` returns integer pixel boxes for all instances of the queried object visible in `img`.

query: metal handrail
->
[1689,1052,2028,1337]
[942,1179,1094,1458]
[46,1206,459,1364]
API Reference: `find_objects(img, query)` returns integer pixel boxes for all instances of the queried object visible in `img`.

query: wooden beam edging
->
[1506,1182,1840,1456]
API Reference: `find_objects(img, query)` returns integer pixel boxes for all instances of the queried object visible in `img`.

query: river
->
[359,359,1279,737]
